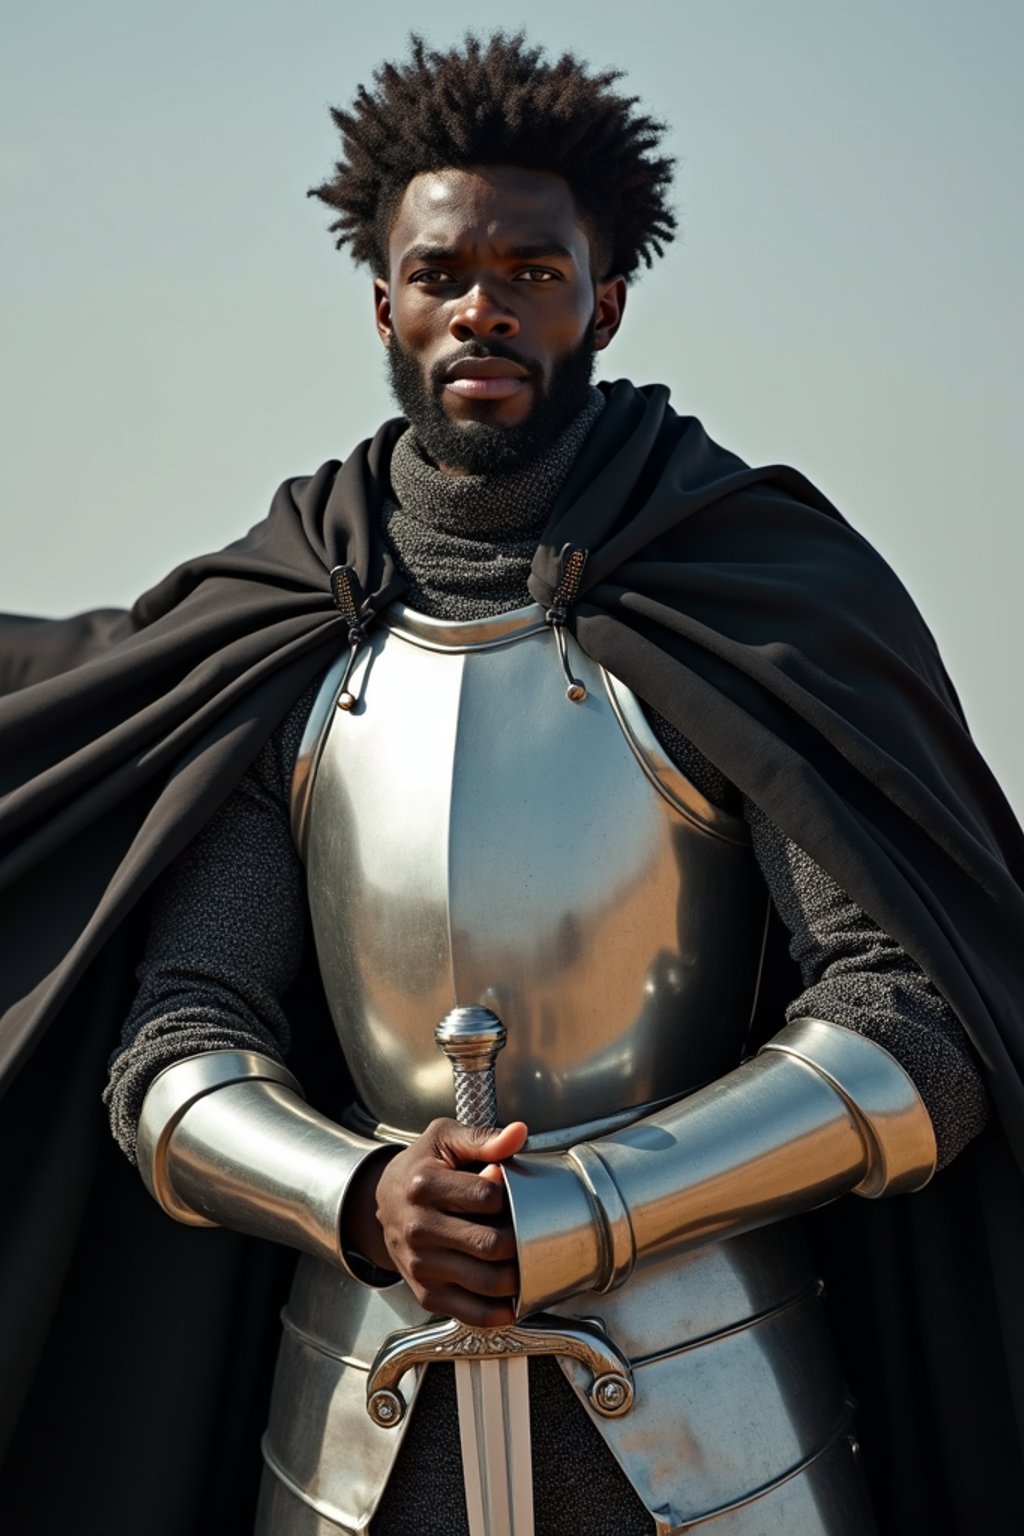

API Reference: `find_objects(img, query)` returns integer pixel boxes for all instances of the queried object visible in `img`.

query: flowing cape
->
[2,381,1023,1533]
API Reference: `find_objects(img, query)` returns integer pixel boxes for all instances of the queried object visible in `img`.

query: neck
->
[381,388,605,622]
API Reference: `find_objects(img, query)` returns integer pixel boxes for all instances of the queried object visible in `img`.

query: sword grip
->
[435,1006,507,1130]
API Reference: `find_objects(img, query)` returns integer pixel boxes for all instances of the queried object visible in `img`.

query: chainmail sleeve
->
[643,708,989,1171]
[103,685,319,1163]
[742,798,989,1169]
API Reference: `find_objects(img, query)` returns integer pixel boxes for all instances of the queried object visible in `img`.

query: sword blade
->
[455,1356,534,1536]
[435,1007,534,1536]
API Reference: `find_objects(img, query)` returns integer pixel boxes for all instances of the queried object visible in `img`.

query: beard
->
[386,330,597,475]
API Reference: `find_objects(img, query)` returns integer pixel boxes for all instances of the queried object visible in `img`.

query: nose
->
[449,284,519,342]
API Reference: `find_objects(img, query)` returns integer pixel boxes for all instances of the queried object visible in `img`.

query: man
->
[2,32,1023,1536]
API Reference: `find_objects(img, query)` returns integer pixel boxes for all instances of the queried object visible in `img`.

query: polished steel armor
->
[136,605,937,1534]
[255,604,892,1533]
[258,1228,874,1535]
[292,602,769,1144]
[505,1015,937,1315]
[137,1049,388,1276]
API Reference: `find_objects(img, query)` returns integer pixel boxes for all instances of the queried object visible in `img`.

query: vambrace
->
[504,1018,938,1316]
[136,1049,392,1279]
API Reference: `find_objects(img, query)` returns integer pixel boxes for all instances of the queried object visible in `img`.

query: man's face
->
[374,166,626,475]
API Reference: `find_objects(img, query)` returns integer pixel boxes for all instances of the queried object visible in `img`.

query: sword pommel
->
[435,1006,506,1130]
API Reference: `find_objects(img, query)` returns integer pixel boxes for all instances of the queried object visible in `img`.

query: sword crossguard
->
[366,1005,636,1488]
[366,1312,635,1427]
[435,1005,507,1130]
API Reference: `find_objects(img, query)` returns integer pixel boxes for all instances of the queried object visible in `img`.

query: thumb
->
[441,1119,528,1168]
[477,1120,529,1164]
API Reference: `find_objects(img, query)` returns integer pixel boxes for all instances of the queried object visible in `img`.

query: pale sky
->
[2,0,1021,810]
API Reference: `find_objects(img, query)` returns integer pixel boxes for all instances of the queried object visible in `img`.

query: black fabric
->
[2,379,1023,1532]
[375,1360,654,1536]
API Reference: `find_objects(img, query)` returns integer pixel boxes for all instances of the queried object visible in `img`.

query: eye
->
[408,268,453,285]
[516,267,560,282]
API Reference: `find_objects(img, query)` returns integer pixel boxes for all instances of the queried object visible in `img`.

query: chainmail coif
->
[382,388,605,619]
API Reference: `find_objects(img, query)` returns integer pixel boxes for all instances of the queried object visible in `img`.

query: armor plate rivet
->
[847,1434,861,1459]
[591,1373,633,1417]
[565,682,587,703]
[368,1388,404,1427]
[337,692,356,712]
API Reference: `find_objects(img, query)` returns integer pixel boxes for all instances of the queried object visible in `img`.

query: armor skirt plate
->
[255,1221,875,1535]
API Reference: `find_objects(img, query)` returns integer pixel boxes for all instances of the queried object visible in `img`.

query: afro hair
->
[309,32,676,280]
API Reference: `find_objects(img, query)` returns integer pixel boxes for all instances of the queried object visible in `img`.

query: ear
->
[373,277,392,347]
[593,275,627,352]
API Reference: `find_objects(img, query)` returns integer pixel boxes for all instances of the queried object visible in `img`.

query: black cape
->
[2,381,1023,1534]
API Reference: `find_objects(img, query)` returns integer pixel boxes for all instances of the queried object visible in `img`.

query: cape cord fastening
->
[545,544,589,702]
[329,565,370,711]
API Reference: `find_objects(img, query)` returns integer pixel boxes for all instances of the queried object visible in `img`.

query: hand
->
[345,1118,528,1326]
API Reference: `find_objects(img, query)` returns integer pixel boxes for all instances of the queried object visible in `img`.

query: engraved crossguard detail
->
[435,1005,507,1130]
[366,1312,635,1427]
[366,1003,636,1433]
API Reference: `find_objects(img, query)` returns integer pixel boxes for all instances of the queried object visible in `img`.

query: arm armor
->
[136,1050,392,1279]
[504,1018,938,1317]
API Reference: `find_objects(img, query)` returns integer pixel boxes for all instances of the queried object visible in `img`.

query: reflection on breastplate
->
[292,602,767,1141]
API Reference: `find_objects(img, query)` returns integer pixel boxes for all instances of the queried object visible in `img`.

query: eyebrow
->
[506,241,575,261]
[400,245,459,266]
[399,239,576,267]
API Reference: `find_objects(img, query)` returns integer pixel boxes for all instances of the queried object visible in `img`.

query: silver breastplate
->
[266,605,870,1536]
[292,603,767,1141]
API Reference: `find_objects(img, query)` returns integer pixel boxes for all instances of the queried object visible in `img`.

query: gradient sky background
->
[3,1,1021,810]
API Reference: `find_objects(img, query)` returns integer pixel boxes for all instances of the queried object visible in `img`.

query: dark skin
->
[374,165,626,471]
[344,165,626,1327]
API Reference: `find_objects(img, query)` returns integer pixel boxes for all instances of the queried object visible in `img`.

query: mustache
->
[430,342,543,391]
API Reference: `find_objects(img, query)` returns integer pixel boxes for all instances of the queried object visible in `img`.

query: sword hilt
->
[435,1006,506,1129]
[369,1008,638,1437]
[367,1313,635,1427]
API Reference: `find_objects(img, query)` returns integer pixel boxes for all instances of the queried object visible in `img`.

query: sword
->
[435,1005,534,1536]
[365,1005,635,1535]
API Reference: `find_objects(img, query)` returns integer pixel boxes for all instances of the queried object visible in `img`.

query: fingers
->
[404,1248,520,1303]
[406,1162,508,1216]
[400,1115,527,1210]
[381,1207,519,1321]
[418,1285,517,1330]
[394,1206,518,1263]
[399,1237,519,1325]
[373,1118,527,1316]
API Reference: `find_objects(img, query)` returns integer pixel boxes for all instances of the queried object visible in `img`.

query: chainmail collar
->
[382,388,605,620]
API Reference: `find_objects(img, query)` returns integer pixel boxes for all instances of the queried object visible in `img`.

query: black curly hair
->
[309,32,676,280]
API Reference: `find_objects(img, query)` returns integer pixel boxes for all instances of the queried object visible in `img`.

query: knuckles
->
[402,1215,431,1248]
[468,1177,504,1210]
[468,1224,503,1260]
[406,1170,435,1203]
[424,1115,462,1149]
[405,1253,432,1284]
[473,1264,519,1298]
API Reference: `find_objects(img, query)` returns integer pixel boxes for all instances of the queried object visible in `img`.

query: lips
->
[446,357,530,380]
[443,354,533,400]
